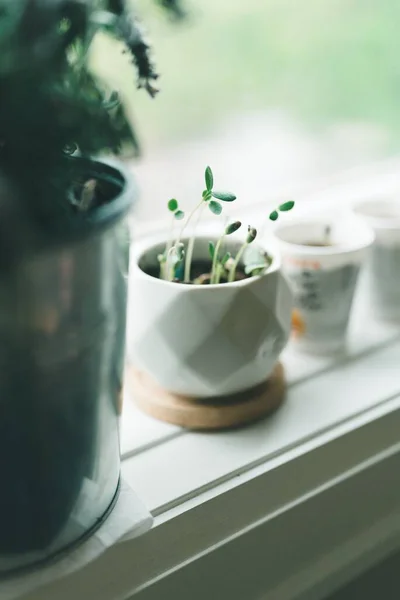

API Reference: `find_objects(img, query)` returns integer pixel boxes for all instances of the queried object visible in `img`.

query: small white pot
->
[274,217,375,353]
[352,199,400,320]
[128,235,292,398]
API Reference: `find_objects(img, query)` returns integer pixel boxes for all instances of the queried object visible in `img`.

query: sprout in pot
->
[0,0,185,574]
[155,166,295,285]
[130,167,296,416]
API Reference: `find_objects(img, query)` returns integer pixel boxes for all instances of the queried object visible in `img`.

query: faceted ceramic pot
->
[0,158,135,574]
[129,235,292,398]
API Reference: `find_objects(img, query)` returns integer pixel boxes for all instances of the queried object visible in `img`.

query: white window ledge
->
[22,159,400,600]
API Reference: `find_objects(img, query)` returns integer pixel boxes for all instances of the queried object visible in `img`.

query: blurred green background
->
[93,0,400,152]
[91,0,400,222]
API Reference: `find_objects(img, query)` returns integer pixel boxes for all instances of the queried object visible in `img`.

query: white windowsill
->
[21,157,400,600]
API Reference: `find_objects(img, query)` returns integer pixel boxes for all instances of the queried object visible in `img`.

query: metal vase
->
[0,159,134,574]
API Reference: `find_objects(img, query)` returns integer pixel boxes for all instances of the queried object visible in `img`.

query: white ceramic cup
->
[273,217,375,353]
[352,199,400,320]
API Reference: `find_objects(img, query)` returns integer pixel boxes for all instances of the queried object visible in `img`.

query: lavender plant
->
[0,0,184,232]
[158,166,295,285]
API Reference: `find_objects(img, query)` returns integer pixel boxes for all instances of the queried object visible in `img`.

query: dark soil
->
[304,242,335,247]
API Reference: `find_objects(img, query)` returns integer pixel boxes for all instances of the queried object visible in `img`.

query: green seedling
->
[210,220,242,284]
[182,166,236,283]
[243,246,273,277]
[160,166,295,285]
[269,200,295,222]
[158,199,185,279]
[165,166,236,282]
[228,226,257,282]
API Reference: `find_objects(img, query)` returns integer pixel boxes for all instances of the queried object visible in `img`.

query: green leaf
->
[244,263,268,275]
[243,246,263,263]
[209,241,215,259]
[209,200,222,215]
[174,209,185,220]
[278,200,295,212]
[221,252,231,266]
[168,198,178,212]
[202,189,212,201]
[225,221,242,235]
[205,166,214,191]
[269,210,279,221]
[246,227,257,244]
[211,190,237,202]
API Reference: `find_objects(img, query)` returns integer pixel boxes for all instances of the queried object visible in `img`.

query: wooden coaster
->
[125,363,285,430]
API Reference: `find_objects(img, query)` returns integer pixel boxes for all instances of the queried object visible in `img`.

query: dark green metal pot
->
[0,158,135,574]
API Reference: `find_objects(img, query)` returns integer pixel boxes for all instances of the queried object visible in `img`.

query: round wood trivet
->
[124,363,285,430]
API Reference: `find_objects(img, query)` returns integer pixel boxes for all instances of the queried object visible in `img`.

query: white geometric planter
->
[128,235,293,398]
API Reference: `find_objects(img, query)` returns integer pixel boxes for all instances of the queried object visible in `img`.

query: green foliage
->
[209,200,222,215]
[168,198,178,211]
[208,241,215,259]
[205,166,213,192]
[243,246,273,277]
[174,209,185,220]
[167,198,184,219]
[269,201,295,223]
[244,263,267,275]
[211,190,237,202]
[161,166,294,285]
[279,201,295,212]
[0,0,180,223]
[246,227,257,244]
[225,221,242,235]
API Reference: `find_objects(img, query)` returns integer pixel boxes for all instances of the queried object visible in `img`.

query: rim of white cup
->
[273,217,375,256]
[352,199,400,229]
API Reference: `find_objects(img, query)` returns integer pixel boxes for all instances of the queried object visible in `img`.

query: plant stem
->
[162,214,176,280]
[215,262,224,285]
[210,235,225,284]
[165,199,203,284]
[184,202,206,283]
[175,199,204,249]
[164,199,204,283]
[165,246,175,281]
[228,242,248,283]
